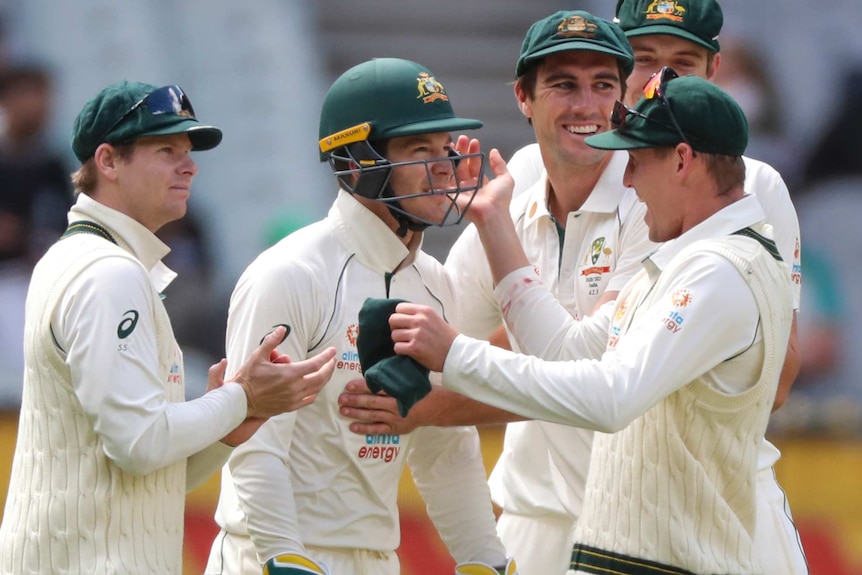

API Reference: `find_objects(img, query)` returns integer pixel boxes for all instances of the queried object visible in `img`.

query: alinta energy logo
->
[357,433,401,463]
[339,323,363,373]
[663,289,692,334]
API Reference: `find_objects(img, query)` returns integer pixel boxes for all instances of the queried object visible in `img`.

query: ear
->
[93,143,123,181]
[513,81,531,120]
[706,52,721,82]
[674,143,696,176]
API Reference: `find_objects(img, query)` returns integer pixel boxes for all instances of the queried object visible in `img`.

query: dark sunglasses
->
[100,85,196,143]
[610,67,696,156]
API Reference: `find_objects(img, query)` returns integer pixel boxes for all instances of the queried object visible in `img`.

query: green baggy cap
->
[586,74,748,156]
[72,81,222,162]
[516,10,634,77]
[615,0,723,53]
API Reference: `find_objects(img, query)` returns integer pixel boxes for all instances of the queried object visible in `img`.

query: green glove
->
[454,557,519,575]
[263,553,331,575]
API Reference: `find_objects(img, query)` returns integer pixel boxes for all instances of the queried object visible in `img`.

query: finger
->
[338,392,397,410]
[488,148,509,179]
[466,138,483,179]
[255,325,286,361]
[291,349,337,392]
[297,393,319,409]
[339,404,392,423]
[344,378,371,393]
[454,134,470,155]
[270,350,292,364]
[292,347,337,375]
[390,325,411,344]
[349,421,393,435]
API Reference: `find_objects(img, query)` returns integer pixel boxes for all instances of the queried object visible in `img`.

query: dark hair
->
[0,63,51,99]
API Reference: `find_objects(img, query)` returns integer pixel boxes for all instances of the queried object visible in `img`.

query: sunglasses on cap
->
[100,85,197,143]
[610,67,696,156]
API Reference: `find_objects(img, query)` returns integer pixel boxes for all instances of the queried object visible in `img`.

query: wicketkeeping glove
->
[263,553,331,575]
[454,557,519,575]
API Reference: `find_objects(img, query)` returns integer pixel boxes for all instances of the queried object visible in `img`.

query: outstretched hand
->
[231,326,337,419]
[389,302,458,373]
[206,347,300,447]
[453,135,515,226]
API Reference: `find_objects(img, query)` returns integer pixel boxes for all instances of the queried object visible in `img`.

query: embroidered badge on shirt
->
[339,323,362,373]
[663,289,692,334]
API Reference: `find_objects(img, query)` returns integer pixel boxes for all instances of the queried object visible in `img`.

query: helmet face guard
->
[318,58,486,229]
[327,139,485,228]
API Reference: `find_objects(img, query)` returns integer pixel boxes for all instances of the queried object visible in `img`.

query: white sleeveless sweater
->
[573,234,793,574]
[0,235,186,575]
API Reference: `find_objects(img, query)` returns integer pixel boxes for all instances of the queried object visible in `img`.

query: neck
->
[544,152,613,225]
[355,194,419,247]
[682,185,746,235]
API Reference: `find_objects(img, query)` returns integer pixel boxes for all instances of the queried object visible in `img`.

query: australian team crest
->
[557,15,598,38]
[644,0,687,22]
[417,72,449,104]
[590,237,612,265]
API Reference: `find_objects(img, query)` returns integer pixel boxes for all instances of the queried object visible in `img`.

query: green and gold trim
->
[61,220,117,245]
[570,544,700,575]
[733,227,783,262]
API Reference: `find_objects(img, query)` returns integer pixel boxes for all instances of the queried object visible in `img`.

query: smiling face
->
[384,131,459,226]
[626,34,718,106]
[517,50,623,171]
[622,147,685,242]
[111,133,199,232]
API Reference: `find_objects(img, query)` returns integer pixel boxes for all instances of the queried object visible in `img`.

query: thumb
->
[206,358,228,392]
[255,325,286,361]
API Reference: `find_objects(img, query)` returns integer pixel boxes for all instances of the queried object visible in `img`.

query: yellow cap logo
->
[644,1,687,22]
[557,15,598,38]
[417,72,449,104]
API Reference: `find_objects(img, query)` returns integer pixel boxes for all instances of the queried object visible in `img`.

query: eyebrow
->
[399,134,452,147]
[634,46,704,60]
[543,70,620,84]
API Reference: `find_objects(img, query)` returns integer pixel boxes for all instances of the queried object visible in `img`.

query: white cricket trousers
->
[204,530,399,575]
[755,467,809,575]
[496,510,575,575]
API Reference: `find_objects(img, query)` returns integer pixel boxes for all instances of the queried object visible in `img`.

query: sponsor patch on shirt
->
[357,434,401,463]
[662,289,692,334]
[607,300,628,349]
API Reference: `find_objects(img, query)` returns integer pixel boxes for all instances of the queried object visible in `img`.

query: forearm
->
[773,313,799,412]
[496,267,610,361]
[470,201,530,286]
[409,426,507,565]
[186,441,234,491]
[230,445,304,561]
[98,382,247,475]
[410,386,526,428]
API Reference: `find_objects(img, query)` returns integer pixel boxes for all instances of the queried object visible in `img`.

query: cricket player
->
[0,81,338,575]
[339,12,658,574]
[500,1,807,571]
[392,73,794,575]
[204,58,515,575]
